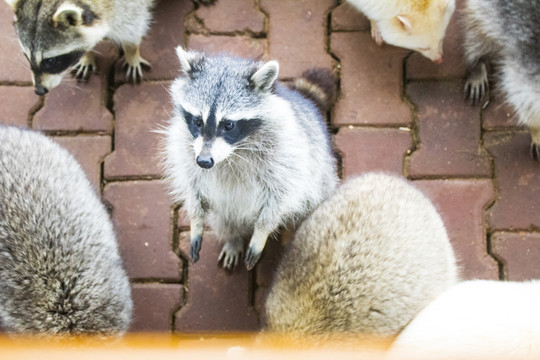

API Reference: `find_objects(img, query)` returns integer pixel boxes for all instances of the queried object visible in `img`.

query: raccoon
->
[462,0,540,160]
[346,0,455,63]
[3,0,158,95]
[264,173,458,340]
[161,46,339,271]
[0,126,132,335]
[387,280,540,360]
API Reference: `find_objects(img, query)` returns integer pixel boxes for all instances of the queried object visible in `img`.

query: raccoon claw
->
[190,235,202,263]
[218,240,243,271]
[123,57,151,84]
[465,62,489,106]
[244,246,262,271]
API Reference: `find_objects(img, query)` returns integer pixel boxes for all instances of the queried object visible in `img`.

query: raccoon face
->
[378,0,455,64]
[171,47,279,170]
[8,0,108,95]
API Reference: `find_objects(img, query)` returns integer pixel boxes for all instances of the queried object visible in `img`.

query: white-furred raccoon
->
[0,126,132,335]
[161,46,339,271]
[265,173,458,339]
[463,0,540,160]
[346,0,455,63]
[387,280,540,360]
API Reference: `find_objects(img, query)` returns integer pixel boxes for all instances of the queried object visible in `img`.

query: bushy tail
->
[290,68,338,113]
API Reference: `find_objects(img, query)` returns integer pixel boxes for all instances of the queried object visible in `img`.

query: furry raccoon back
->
[0,126,132,335]
[265,173,458,339]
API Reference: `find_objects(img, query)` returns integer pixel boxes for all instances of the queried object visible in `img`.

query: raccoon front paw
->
[244,246,262,271]
[190,234,203,263]
[464,62,489,106]
[72,52,97,81]
[370,20,383,46]
[530,142,540,162]
[218,240,243,271]
[123,56,151,84]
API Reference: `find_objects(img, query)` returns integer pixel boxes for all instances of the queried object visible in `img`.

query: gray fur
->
[0,126,132,335]
[161,48,338,271]
[463,0,540,159]
[265,173,458,339]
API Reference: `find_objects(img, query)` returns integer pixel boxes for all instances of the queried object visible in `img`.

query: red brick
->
[414,179,498,280]
[104,82,171,179]
[331,2,369,31]
[114,0,192,83]
[406,0,466,79]
[334,127,413,178]
[103,180,181,280]
[0,2,32,83]
[262,0,334,78]
[331,32,410,126]
[175,232,259,332]
[51,135,111,191]
[482,95,520,130]
[484,132,540,230]
[491,233,540,281]
[408,81,491,177]
[187,35,265,59]
[130,283,183,332]
[0,86,39,127]
[193,0,264,33]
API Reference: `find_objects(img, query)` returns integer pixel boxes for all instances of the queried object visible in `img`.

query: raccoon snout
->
[196,155,214,169]
[34,85,49,96]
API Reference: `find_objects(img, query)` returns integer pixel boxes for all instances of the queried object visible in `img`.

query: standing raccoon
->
[0,126,132,335]
[265,173,458,340]
[346,0,456,63]
[161,46,338,271]
[463,0,540,160]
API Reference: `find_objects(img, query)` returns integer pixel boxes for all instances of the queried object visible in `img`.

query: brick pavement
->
[0,0,539,334]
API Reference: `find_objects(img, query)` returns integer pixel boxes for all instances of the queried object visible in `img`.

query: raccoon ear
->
[53,3,84,27]
[396,15,413,32]
[4,0,19,10]
[251,61,279,92]
[175,46,204,77]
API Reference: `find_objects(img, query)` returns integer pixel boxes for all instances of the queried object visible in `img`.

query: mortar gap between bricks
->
[485,232,505,281]
[27,95,44,129]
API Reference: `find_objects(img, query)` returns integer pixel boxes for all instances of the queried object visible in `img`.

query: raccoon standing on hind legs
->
[463,0,540,160]
[161,47,338,271]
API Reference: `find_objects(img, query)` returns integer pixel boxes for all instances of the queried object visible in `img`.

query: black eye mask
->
[40,51,84,74]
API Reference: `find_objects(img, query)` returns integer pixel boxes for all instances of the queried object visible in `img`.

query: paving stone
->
[103,180,181,280]
[331,32,410,126]
[0,86,39,127]
[408,81,491,178]
[104,82,171,179]
[334,127,413,178]
[331,1,369,31]
[114,0,192,83]
[482,95,520,130]
[187,35,265,59]
[193,0,264,34]
[491,232,540,281]
[484,132,540,230]
[406,0,466,79]
[32,42,117,133]
[175,232,259,332]
[51,135,111,191]
[414,179,498,280]
[0,2,32,83]
[130,283,183,332]
[262,0,334,78]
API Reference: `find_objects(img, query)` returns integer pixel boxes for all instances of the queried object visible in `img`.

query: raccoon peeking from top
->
[347,0,455,63]
[161,47,339,271]
[3,0,216,96]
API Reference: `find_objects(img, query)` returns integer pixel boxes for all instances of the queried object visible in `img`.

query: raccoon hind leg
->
[218,237,244,271]
[121,43,151,83]
[72,51,97,80]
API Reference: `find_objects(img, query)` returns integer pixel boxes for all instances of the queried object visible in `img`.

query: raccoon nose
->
[196,155,214,169]
[34,85,49,96]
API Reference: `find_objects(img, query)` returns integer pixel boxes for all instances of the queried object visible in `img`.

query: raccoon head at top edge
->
[3,0,159,95]
[160,46,339,271]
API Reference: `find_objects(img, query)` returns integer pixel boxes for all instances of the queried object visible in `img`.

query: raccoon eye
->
[193,118,203,128]
[223,120,235,131]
